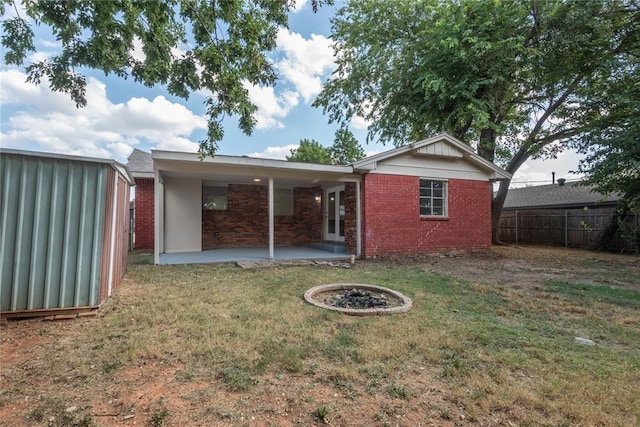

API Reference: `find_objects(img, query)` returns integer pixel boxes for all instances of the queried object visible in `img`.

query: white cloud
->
[350,115,370,130]
[236,29,334,129]
[39,39,60,49]
[130,36,146,62]
[291,0,308,13]
[0,70,205,161]
[246,144,299,160]
[0,69,41,103]
[154,136,199,152]
[243,81,299,129]
[275,29,335,103]
[510,149,584,188]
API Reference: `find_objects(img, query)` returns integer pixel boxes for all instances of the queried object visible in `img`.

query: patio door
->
[325,186,345,242]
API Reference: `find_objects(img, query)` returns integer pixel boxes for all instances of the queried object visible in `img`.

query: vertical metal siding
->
[98,167,130,304]
[99,167,116,304]
[0,154,107,312]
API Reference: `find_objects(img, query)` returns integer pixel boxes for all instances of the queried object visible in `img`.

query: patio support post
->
[268,177,274,260]
[154,168,163,265]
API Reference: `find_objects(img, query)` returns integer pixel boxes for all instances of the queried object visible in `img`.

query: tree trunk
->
[478,128,496,163]
[492,179,511,244]
[491,146,531,244]
[587,197,630,251]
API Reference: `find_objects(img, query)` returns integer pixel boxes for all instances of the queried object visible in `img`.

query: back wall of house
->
[202,184,322,249]
[362,174,492,257]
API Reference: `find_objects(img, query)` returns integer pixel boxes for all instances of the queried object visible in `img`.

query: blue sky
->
[0,0,582,187]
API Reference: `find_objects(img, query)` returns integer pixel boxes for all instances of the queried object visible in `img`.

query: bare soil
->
[402,245,639,290]
[1,245,638,427]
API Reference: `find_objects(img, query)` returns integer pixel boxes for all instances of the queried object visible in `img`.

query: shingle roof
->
[503,181,619,210]
[127,148,153,174]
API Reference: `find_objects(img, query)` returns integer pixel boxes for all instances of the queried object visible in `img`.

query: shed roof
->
[0,148,134,185]
[503,181,619,210]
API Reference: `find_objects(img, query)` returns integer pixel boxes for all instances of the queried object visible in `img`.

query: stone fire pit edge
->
[304,283,412,316]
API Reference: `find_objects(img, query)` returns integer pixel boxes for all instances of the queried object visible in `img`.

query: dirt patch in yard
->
[382,245,639,290]
[1,245,638,427]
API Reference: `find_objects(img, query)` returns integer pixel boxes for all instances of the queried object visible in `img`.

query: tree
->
[286,138,332,164]
[286,129,365,165]
[314,0,639,242]
[329,127,365,164]
[0,0,332,157]
[574,72,640,250]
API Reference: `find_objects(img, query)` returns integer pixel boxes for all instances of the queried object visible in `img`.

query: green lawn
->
[1,249,639,426]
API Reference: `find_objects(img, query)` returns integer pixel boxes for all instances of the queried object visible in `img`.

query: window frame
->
[274,188,293,216]
[419,178,448,217]
[202,185,228,211]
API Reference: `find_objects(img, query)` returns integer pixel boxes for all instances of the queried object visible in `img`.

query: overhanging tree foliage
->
[314,0,639,242]
[574,70,640,250]
[0,0,332,157]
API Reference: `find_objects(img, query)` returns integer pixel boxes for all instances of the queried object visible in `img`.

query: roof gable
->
[127,148,154,176]
[353,133,511,181]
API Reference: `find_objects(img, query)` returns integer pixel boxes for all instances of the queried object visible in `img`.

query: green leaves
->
[286,139,332,164]
[330,127,365,164]
[0,0,301,156]
[315,0,638,166]
[286,129,365,165]
[2,17,35,66]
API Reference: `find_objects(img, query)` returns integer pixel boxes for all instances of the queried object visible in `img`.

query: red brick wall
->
[344,182,357,254]
[362,174,492,257]
[134,178,154,250]
[202,184,323,249]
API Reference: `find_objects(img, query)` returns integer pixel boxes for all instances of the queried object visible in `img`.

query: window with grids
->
[419,179,447,217]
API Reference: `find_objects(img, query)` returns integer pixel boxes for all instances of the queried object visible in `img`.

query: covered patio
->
[152,151,362,265]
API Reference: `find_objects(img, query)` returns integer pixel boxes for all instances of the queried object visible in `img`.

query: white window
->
[203,186,227,210]
[274,188,293,216]
[419,179,447,217]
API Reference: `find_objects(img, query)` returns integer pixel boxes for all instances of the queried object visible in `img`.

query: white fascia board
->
[151,150,354,175]
[131,171,155,179]
[353,132,511,181]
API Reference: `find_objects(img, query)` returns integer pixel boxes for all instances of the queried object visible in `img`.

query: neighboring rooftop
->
[503,181,619,210]
[127,148,154,175]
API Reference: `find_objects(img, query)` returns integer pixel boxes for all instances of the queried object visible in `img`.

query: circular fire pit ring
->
[304,284,412,316]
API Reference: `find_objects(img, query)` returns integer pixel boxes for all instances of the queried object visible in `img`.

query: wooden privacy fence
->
[498,208,639,252]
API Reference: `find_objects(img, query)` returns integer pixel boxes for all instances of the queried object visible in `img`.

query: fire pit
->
[304,284,412,316]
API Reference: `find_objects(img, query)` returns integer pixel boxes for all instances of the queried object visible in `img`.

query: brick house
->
[127,133,510,264]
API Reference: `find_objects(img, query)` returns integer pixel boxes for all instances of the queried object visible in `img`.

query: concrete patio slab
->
[159,246,352,265]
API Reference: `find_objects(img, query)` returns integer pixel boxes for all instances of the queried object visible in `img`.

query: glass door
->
[325,186,345,242]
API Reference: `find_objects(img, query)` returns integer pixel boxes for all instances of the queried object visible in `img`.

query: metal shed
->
[0,149,134,318]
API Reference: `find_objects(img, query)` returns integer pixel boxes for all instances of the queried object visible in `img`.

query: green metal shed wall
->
[0,153,107,312]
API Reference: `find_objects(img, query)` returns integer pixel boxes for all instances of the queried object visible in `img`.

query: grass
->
[1,249,639,426]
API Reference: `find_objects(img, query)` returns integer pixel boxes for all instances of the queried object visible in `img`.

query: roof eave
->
[353,132,512,180]
[151,150,354,174]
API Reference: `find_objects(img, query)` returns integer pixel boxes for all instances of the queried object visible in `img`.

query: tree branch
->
[529,77,583,142]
